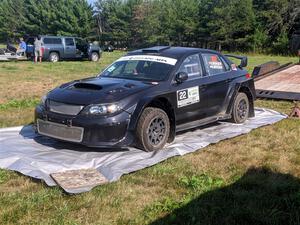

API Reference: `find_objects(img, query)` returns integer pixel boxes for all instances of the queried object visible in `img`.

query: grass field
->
[0,52,299,225]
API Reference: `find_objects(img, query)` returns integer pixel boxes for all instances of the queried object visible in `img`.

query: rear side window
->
[43,38,62,45]
[65,38,75,46]
[202,53,226,76]
[177,54,203,80]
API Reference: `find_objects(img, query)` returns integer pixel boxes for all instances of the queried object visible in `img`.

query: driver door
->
[171,54,205,125]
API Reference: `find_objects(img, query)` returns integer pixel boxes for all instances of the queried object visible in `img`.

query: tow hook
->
[67,119,73,127]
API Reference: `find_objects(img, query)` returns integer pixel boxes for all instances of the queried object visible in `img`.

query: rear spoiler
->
[224,54,248,68]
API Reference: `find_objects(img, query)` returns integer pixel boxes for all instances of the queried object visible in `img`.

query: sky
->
[87,0,96,6]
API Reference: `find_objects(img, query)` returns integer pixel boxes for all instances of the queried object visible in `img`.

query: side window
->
[177,54,203,80]
[52,38,62,44]
[220,56,231,71]
[43,38,62,45]
[202,53,227,76]
[43,38,52,44]
[65,38,75,46]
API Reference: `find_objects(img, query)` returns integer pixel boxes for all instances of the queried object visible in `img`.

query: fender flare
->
[226,82,255,117]
[128,96,176,143]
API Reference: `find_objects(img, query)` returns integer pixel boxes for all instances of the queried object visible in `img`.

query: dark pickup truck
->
[26,36,102,62]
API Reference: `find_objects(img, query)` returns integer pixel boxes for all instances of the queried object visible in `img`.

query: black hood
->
[47,77,155,105]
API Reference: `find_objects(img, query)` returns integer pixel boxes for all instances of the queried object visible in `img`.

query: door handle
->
[226,78,232,83]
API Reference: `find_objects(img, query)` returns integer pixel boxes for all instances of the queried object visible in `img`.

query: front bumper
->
[35,104,134,148]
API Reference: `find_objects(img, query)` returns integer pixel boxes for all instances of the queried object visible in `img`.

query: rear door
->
[64,37,76,58]
[199,53,233,117]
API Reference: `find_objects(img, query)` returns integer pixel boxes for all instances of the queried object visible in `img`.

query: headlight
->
[88,103,120,115]
[41,95,47,105]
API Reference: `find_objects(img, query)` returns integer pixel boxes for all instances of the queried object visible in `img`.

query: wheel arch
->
[227,84,255,118]
[129,96,176,143]
[238,86,255,117]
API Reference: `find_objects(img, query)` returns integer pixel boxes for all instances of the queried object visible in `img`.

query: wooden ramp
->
[255,65,300,100]
[51,169,108,193]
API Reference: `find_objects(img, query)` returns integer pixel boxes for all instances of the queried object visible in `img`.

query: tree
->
[208,0,255,51]
[24,0,93,37]
[0,0,27,41]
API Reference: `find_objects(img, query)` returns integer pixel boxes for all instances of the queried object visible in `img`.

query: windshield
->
[101,55,177,81]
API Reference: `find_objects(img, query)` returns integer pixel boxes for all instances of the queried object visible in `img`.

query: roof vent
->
[142,46,171,53]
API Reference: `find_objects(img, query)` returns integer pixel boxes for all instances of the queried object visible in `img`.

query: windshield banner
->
[116,55,177,66]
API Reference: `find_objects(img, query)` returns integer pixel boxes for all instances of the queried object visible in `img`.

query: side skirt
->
[175,114,231,132]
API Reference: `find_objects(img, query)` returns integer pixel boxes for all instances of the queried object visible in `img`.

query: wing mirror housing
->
[175,72,188,83]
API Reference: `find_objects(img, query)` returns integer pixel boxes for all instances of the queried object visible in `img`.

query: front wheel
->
[136,107,170,152]
[90,52,99,62]
[230,92,249,124]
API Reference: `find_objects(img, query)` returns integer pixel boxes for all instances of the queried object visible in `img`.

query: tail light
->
[246,73,251,79]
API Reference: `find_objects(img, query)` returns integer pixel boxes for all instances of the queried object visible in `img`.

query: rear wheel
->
[49,52,59,62]
[136,107,170,152]
[230,92,249,123]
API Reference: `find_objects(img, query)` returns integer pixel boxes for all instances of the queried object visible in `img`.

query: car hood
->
[47,77,155,105]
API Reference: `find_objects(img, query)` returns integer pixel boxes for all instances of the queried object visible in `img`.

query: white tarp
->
[0,108,286,193]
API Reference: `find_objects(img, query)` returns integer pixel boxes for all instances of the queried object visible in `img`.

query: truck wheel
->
[90,52,99,62]
[230,92,249,124]
[136,107,170,152]
[49,52,59,62]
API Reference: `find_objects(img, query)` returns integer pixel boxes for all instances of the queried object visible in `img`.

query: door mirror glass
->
[175,72,188,83]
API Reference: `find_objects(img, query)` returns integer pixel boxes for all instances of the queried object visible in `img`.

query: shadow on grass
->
[150,167,300,225]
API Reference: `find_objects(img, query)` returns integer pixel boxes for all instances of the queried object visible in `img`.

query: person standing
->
[17,38,26,56]
[34,36,43,63]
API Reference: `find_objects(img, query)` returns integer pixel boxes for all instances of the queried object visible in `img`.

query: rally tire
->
[90,52,99,62]
[136,107,170,152]
[230,92,249,124]
[49,52,59,62]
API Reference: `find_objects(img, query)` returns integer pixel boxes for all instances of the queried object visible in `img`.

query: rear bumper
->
[35,104,134,148]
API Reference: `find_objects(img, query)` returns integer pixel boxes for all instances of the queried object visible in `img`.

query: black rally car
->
[35,46,255,151]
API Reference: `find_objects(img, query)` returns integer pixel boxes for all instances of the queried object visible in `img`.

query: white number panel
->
[177,86,200,108]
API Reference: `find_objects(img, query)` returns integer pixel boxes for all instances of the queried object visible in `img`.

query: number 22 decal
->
[178,90,187,100]
[177,86,200,108]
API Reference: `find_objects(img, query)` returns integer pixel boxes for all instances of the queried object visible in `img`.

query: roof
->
[127,46,220,60]
[40,35,77,39]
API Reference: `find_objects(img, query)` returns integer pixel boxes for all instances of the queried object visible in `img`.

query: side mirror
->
[175,72,188,83]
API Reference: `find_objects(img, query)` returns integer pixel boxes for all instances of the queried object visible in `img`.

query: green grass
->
[0,52,299,224]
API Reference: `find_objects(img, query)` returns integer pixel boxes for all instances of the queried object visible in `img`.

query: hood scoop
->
[124,83,136,89]
[73,82,102,90]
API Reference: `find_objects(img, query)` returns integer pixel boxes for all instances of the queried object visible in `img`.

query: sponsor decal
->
[116,55,177,66]
[211,55,218,62]
[231,64,237,70]
[208,61,223,70]
[177,86,200,108]
[107,65,116,72]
